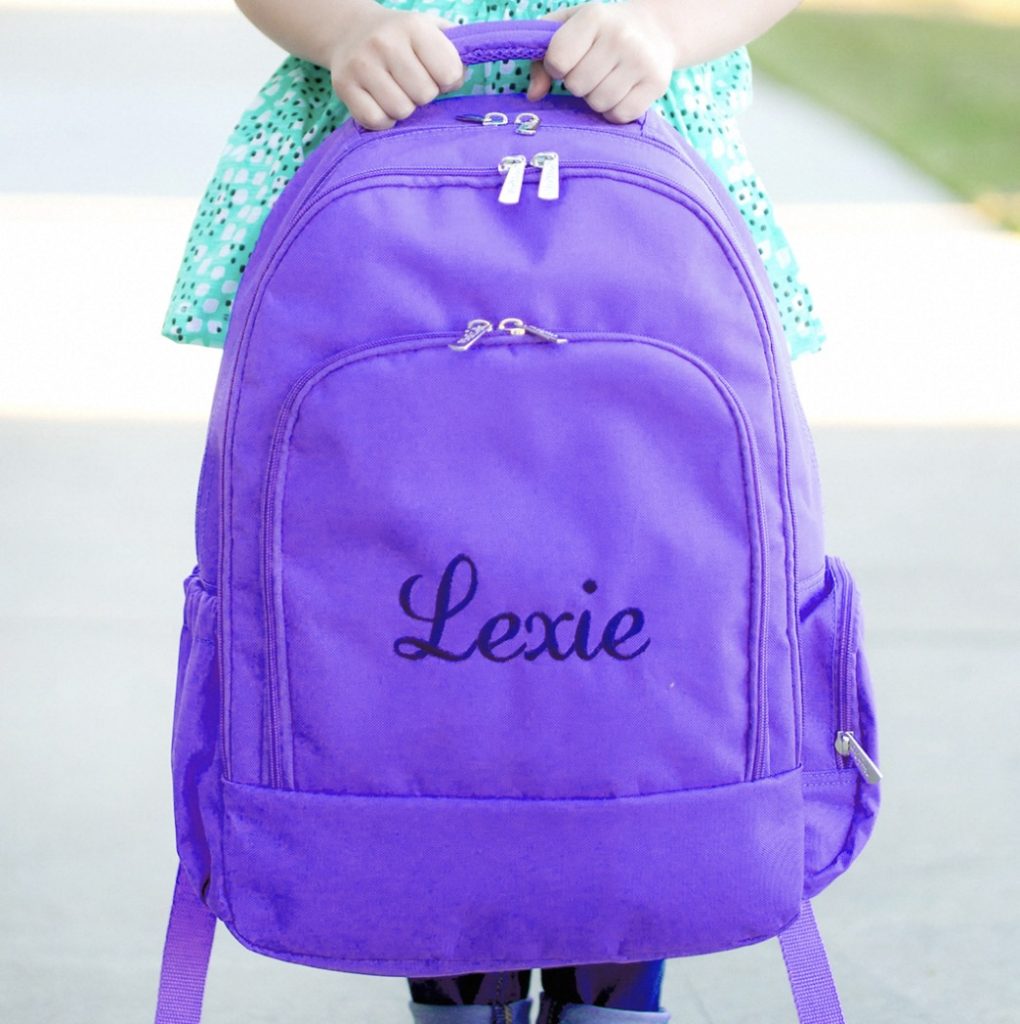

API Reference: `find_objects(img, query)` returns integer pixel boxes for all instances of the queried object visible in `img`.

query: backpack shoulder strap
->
[778,900,847,1024]
[154,863,217,1024]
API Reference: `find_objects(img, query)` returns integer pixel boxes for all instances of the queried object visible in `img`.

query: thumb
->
[528,6,575,99]
[527,61,553,101]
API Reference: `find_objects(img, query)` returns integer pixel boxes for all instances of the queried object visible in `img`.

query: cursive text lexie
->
[393,553,650,663]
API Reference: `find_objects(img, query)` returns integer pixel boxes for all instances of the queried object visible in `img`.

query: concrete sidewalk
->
[1,7,1018,1024]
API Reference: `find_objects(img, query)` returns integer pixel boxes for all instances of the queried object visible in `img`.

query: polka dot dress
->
[163,0,825,360]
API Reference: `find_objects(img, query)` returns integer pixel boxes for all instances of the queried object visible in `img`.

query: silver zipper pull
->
[530,152,560,201]
[449,319,494,351]
[456,112,509,126]
[834,731,883,783]
[498,155,528,205]
[498,318,569,344]
[514,112,541,135]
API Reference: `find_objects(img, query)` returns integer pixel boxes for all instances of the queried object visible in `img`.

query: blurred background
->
[1,0,1017,1021]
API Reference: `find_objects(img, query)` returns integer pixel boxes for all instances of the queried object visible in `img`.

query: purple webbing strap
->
[154,864,216,1024]
[778,900,847,1024]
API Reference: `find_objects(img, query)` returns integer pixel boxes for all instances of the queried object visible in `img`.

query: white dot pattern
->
[162,0,825,359]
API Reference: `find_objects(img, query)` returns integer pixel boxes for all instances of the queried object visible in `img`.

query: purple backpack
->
[155,20,881,1024]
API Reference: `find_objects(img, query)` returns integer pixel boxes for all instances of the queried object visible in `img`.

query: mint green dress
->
[162,0,825,360]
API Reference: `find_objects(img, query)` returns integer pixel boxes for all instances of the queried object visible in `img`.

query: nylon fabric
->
[154,865,217,1024]
[779,900,847,1024]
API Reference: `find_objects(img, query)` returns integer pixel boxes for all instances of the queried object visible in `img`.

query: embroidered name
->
[394,553,650,663]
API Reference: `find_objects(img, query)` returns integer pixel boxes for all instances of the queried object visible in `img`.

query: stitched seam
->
[337,121,675,178]
[224,917,790,966]
[828,558,840,769]
[224,765,799,802]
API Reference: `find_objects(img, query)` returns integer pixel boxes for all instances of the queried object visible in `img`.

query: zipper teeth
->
[722,375,770,779]
[705,371,769,778]
[833,557,856,767]
[245,160,766,353]
[261,331,770,789]
[327,117,681,199]
[287,161,757,279]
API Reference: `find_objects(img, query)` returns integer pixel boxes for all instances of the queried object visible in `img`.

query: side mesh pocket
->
[171,565,220,897]
[798,555,881,897]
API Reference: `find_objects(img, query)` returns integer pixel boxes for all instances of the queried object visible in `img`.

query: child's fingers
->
[358,63,419,123]
[447,65,469,92]
[410,20,468,93]
[603,82,655,125]
[583,63,635,115]
[343,85,397,131]
[434,60,469,94]
[560,44,619,99]
[528,6,585,101]
[389,49,444,108]
[540,6,599,80]
[526,61,553,102]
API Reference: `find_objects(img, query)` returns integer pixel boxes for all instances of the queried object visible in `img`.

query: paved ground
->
[1,6,1018,1023]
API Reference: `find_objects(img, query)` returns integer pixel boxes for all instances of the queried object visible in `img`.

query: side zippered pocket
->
[258,329,769,795]
[829,556,882,782]
[831,561,880,782]
[799,554,882,895]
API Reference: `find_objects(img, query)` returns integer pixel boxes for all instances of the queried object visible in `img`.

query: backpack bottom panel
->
[215,768,804,975]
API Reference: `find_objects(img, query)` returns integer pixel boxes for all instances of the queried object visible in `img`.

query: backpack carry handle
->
[443,19,559,70]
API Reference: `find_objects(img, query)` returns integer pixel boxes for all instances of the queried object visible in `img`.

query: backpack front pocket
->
[260,331,768,796]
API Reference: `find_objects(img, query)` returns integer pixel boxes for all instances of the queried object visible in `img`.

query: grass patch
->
[748,10,1020,229]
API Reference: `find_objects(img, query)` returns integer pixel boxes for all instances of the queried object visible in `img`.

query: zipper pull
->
[834,731,883,783]
[530,152,560,201]
[455,112,509,126]
[498,155,528,205]
[514,112,541,135]
[498,318,569,344]
[449,319,494,351]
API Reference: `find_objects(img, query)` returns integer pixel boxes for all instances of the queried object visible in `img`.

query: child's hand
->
[526,2,678,124]
[330,8,468,131]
